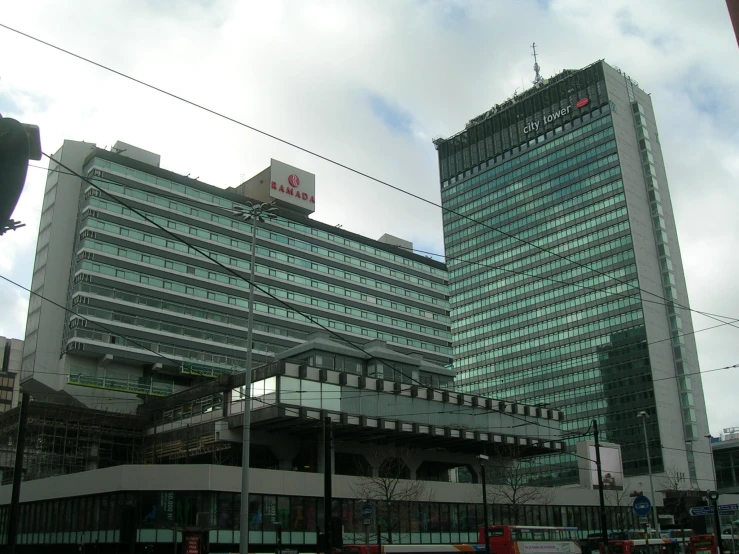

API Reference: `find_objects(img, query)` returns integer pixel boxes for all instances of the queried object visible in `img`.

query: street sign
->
[689,504,739,517]
[633,495,652,517]
[361,504,373,518]
[690,506,715,517]
[639,516,648,525]
[363,518,371,525]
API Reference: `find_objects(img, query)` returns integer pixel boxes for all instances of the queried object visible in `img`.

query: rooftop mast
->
[532,42,544,86]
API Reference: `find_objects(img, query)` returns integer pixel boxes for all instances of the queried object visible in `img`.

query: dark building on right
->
[434,60,712,488]
[726,0,739,48]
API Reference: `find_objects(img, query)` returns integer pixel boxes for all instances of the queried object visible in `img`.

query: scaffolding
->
[0,401,146,484]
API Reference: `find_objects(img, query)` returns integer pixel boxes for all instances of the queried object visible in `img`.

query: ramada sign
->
[271,176,315,204]
[269,159,316,213]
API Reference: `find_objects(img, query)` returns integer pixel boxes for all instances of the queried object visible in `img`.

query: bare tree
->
[660,465,695,534]
[484,448,555,524]
[605,486,631,531]
[351,445,428,544]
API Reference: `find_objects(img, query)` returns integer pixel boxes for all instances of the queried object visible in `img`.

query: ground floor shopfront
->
[0,465,645,553]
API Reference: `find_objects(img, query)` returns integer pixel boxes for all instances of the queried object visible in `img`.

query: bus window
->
[515,530,533,541]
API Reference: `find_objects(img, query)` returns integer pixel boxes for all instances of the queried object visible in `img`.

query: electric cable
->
[28,163,739,333]
[400,244,739,325]
[0,274,183,367]
[41,152,568,437]
[23,161,729,440]
[1,23,734,332]
[4,265,737,440]
[24,163,739,371]
[4,267,736,447]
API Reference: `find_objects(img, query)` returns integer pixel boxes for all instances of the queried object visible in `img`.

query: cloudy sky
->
[1,0,738,437]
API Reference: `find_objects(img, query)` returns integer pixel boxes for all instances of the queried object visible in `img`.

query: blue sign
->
[361,504,373,518]
[689,504,738,517]
[690,506,715,517]
[633,496,652,517]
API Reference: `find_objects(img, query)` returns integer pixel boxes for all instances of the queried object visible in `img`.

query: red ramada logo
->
[288,174,300,187]
[576,97,589,108]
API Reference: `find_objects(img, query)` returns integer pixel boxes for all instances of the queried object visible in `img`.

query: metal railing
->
[68,371,175,397]
[179,362,240,378]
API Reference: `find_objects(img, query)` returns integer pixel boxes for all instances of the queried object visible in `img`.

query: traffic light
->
[0,115,41,233]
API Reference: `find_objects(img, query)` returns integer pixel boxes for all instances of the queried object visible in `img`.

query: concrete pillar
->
[222,390,232,417]
[471,464,484,484]
[269,439,300,471]
[407,458,422,480]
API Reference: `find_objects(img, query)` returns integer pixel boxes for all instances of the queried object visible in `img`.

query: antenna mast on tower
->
[532,42,543,86]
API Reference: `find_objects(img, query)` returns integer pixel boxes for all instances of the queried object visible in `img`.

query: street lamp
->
[705,434,717,491]
[478,454,491,554]
[705,434,724,554]
[233,201,278,554]
[637,411,659,532]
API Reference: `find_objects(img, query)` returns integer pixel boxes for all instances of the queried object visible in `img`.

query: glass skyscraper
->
[434,61,711,486]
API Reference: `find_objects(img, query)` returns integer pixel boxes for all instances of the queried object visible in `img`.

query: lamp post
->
[638,411,659,532]
[705,434,717,491]
[478,454,491,554]
[234,202,278,554]
[705,434,723,554]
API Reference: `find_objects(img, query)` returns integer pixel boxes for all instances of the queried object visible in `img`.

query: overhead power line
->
[40,152,566,436]
[10,159,737,437]
[0,275,182,367]
[1,22,736,333]
[26,162,739,329]
[3,24,733,446]
[400,244,739,324]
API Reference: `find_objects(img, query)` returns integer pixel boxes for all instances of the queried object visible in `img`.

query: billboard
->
[577,440,624,490]
[269,159,316,213]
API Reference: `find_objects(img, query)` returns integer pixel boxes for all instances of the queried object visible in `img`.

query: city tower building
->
[434,60,711,487]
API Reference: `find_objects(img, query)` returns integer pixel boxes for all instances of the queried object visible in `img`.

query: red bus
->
[603,538,681,554]
[688,535,717,554]
[480,525,581,554]
[343,546,485,554]
[342,525,581,554]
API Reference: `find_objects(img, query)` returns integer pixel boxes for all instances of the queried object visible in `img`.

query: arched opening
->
[379,457,410,480]
[335,452,371,476]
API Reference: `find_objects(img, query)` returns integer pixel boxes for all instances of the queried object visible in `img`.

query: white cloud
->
[0,0,738,434]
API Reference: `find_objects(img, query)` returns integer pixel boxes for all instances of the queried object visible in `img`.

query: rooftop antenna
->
[532,42,543,86]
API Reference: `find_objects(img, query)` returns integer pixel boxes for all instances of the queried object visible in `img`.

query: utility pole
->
[639,411,659,531]
[7,393,30,554]
[593,420,609,554]
[233,202,277,554]
[479,454,491,554]
[324,416,333,554]
[708,491,723,554]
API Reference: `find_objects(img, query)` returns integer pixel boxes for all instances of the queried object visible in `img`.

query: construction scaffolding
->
[0,401,146,484]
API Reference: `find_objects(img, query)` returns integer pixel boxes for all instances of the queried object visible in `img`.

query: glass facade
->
[715,443,739,493]
[61,153,451,397]
[438,62,664,485]
[0,490,643,548]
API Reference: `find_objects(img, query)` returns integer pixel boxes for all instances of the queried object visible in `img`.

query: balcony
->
[68,371,175,397]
